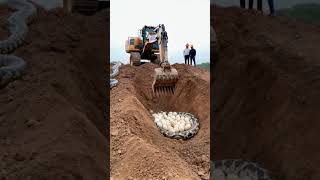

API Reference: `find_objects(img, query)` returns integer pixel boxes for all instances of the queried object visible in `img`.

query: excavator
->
[125,24,179,95]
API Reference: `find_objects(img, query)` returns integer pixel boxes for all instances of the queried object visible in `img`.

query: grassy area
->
[197,62,210,71]
[277,3,320,25]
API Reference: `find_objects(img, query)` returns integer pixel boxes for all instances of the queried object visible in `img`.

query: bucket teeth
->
[152,86,176,96]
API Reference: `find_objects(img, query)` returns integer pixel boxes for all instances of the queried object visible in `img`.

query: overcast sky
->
[110,0,210,64]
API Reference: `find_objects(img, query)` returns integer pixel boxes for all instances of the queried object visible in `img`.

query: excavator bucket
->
[152,67,178,95]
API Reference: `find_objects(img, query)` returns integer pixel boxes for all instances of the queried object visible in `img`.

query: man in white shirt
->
[183,44,190,65]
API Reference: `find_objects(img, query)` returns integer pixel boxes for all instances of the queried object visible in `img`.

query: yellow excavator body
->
[125,24,178,95]
[125,37,142,53]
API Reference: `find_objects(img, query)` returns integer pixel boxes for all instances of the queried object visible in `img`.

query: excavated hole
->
[116,64,210,178]
[140,80,201,116]
[133,71,208,139]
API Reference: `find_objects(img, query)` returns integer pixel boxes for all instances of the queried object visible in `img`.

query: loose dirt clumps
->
[0,5,14,40]
[213,5,320,180]
[0,7,108,179]
[111,63,210,179]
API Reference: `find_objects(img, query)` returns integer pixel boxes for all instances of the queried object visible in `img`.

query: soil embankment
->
[0,7,108,179]
[213,5,320,180]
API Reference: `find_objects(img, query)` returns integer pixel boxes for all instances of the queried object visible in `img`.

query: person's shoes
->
[256,11,263,15]
[269,12,275,17]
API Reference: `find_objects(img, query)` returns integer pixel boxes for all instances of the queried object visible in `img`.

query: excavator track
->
[130,52,141,66]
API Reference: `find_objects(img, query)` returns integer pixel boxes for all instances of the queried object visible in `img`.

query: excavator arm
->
[155,24,170,70]
[152,24,179,95]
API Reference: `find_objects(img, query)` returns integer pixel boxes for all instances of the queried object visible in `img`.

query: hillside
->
[213,5,320,180]
[198,62,210,71]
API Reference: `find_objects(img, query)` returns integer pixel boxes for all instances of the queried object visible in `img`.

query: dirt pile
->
[0,5,14,40]
[213,5,320,180]
[110,63,210,179]
[0,7,108,179]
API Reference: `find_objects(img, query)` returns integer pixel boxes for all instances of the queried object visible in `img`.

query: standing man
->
[268,0,275,16]
[240,0,262,12]
[240,0,255,9]
[240,0,275,16]
[257,0,262,12]
[240,0,246,8]
[183,44,190,65]
[189,45,196,67]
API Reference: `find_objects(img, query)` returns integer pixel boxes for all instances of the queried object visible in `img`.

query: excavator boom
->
[151,24,178,95]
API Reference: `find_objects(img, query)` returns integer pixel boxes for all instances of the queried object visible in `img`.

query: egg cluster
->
[152,112,195,133]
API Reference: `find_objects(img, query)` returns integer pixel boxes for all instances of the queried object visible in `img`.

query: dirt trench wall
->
[132,64,210,125]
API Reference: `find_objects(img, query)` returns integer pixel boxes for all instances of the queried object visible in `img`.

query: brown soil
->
[0,8,108,179]
[0,5,14,40]
[110,63,210,179]
[213,5,320,180]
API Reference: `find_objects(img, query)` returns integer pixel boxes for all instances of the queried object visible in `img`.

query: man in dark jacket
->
[268,0,275,16]
[189,45,196,66]
[240,0,275,16]
[240,0,261,11]
[240,0,246,8]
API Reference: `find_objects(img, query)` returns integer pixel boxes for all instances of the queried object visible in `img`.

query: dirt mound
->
[213,5,320,180]
[0,7,108,179]
[111,63,210,179]
[0,5,14,40]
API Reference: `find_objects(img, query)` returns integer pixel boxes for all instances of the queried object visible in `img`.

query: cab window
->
[129,39,135,45]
